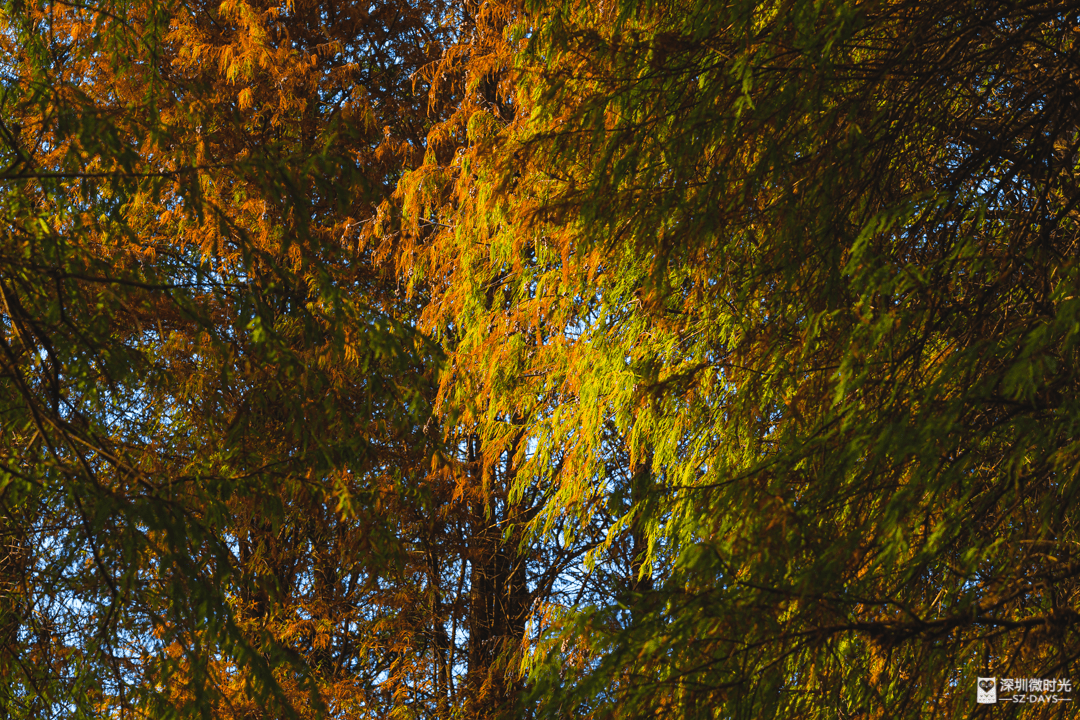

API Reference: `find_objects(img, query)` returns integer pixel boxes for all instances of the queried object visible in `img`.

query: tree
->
[1,1,613,717]
[398,0,1080,718]
[1,0,445,716]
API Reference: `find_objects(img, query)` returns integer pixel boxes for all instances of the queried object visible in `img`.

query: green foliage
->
[5,0,1080,718]
[1,0,441,716]
[396,0,1080,718]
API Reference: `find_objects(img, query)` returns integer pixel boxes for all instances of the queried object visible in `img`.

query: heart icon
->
[979,680,995,691]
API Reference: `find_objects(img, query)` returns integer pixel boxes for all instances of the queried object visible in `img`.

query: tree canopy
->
[2,0,1079,719]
